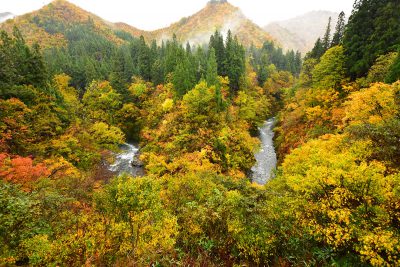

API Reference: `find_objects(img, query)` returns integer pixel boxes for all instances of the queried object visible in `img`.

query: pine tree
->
[209,30,226,76]
[0,28,47,90]
[343,0,400,78]
[26,43,47,88]
[137,36,151,81]
[185,42,192,55]
[206,48,219,87]
[0,31,16,88]
[120,45,134,84]
[331,11,346,47]
[307,38,325,60]
[149,39,163,85]
[257,53,269,86]
[109,48,129,98]
[151,59,164,86]
[224,32,245,96]
[173,56,195,98]
[322,17,332,51]
[294,51,302,76]
[286,50,296,74]
[164,34,182,76]
[194,46,207,81]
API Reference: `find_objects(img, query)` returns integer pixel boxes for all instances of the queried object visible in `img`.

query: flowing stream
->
[107,143,144,177]
[107,119,277,182]
[251,118,277,185]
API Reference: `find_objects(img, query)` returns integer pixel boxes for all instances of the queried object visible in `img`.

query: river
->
[107,119,277,182]
[251,118,277,185]
[107,143,144,177]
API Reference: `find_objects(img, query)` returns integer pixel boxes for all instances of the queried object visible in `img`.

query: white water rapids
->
[107,143,144,176]
[251,118,277,185]
[107,119,277,182]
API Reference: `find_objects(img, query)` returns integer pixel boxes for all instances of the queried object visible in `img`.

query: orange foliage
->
[0,0,126,49]
[0,153,50,189]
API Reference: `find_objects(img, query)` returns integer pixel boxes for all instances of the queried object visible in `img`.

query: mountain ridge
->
[0,0,274,48]
[264,10,339,54]
[0,12,14,23]
[110,0,275,47]
[145,1,274,47]
[0,0,128,47]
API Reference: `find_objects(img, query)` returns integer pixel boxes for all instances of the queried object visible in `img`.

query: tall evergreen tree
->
[0,28,47,90]
[164,34,182,76]
[137,36,151,81]
[307,38,325,60]
[294,51,302,77]
[109,47,129,99]
[250,41,302,80]
[322,17,332,51]
[209,30,226,76]
[331,11,346,47]
[285,50,296,74]
[151,59,164,86]
[194,46,207,81]
[343,0,400,78]
[207,48,224,110]
[185,42,192,55]
[173,56,195,98]
[206,48,219,87]
[224,32,245,95]
[257,53,269,86]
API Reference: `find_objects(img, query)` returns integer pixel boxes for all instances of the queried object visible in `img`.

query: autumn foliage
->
[1,0,400,266]
[0,153,49,188]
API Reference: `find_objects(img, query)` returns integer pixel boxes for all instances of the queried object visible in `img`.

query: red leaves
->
[0,153,50,189]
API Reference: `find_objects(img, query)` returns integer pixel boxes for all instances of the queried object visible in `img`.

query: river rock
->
[131,154,144,167]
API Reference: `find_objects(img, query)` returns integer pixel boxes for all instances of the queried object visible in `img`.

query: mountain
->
[0,0,274,49]
[264,23,308,53]
[147,0,274,47]
[0,0,131,47]
[0,12,14,23]
[264,11,339,54]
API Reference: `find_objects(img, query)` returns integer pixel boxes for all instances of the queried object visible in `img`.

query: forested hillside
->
[1,0,273,49]
[1,0,400,266]
[148,0,274,47]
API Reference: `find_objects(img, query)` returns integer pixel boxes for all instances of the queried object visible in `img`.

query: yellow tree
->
[278,134,400,266]
[312,46,346,90]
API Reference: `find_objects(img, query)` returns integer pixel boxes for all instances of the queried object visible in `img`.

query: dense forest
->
[1,0,400,266]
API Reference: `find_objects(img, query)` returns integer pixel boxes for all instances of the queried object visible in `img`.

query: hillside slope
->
[264,11,339,54]
[0,12,14,23]
[0,0,274,48]
[264,23,308,53]
[147,0,274,47]
[0,0,132,47]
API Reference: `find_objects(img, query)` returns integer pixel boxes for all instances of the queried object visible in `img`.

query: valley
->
[0,0,400,266]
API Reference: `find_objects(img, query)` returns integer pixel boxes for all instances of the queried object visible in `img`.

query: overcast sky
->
[1,0,354,30]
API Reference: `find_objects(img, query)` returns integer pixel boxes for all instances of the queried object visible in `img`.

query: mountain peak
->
[46,0,81,11]
[42,0,102,23]
[0,0,124,47]
[0,12,14,23]
[0,0,273,49]
[264,10,339,53]
[148,0,272,47]
[208,0,229,4]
